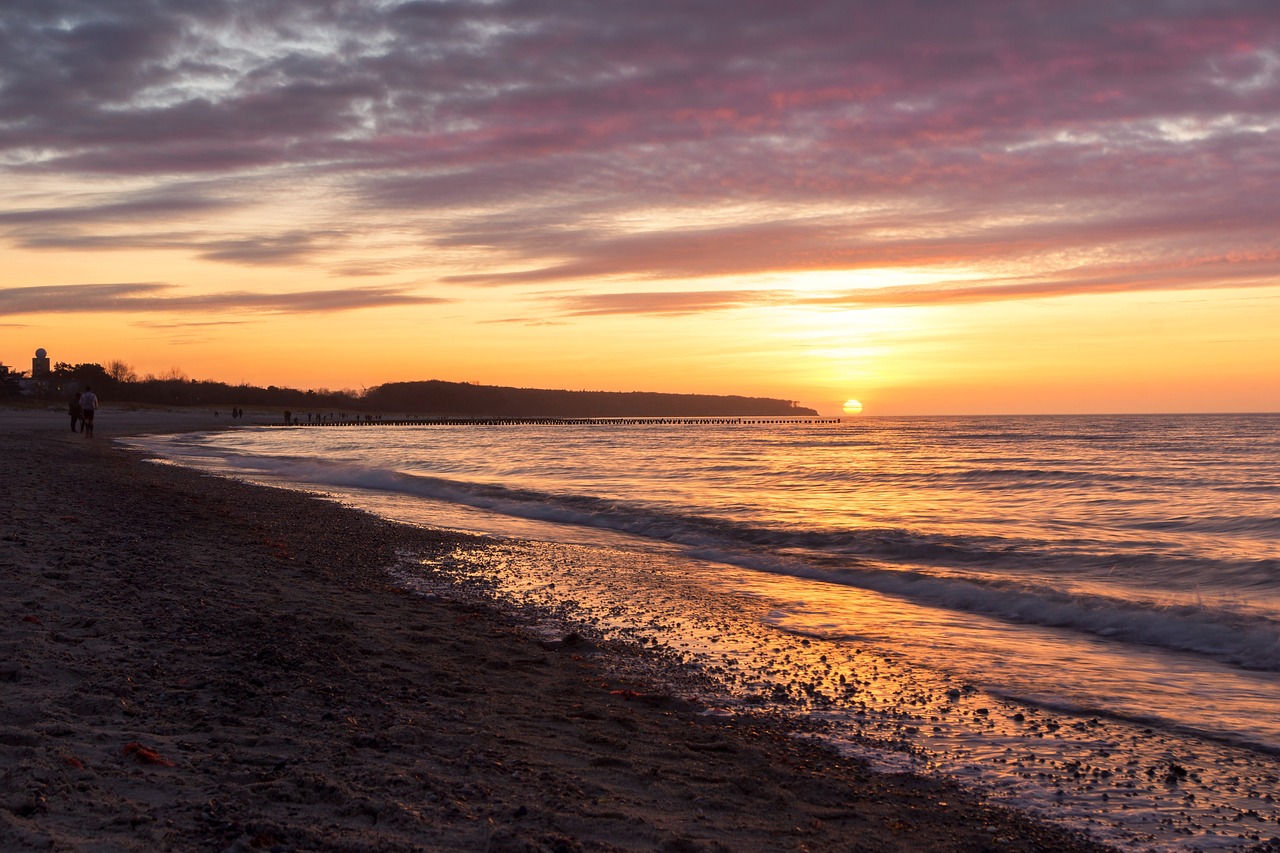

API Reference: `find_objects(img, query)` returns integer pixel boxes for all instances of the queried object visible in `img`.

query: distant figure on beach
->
[78,387,99,438]
[68,394,82,432]
[284,410,291,425]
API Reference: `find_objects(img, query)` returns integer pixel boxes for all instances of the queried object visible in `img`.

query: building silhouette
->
[32,348,50,379]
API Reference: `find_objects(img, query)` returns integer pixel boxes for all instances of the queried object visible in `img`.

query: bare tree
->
[106,359,138,383]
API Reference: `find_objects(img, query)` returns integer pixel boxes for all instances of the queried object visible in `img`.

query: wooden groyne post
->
[268,416,844,427]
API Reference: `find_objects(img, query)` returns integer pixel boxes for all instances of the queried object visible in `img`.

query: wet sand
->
[0,404,1112,851]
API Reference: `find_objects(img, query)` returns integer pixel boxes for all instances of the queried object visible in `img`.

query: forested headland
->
[363,381,816,417]
[7,362,817,417]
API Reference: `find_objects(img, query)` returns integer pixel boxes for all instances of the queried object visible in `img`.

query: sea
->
[124,414,1280,851]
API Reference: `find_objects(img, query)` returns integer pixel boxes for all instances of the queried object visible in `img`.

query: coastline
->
[0,407,1111,851]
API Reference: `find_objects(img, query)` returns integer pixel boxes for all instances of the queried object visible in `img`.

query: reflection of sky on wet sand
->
[740,568,1280,751]
[399,538,1280,852]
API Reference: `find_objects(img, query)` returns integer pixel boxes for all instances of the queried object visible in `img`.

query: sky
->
[2,0,1278,415]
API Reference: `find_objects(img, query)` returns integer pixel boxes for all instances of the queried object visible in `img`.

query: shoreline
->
[0,407,1112,851]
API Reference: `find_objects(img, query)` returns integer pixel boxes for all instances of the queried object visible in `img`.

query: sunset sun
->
[842,399,864,415]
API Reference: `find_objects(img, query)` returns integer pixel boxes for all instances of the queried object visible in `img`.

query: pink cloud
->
[0,0,1277,306]
[546,252,1280,319]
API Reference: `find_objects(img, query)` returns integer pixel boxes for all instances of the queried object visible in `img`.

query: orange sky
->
[2,3,1278,415]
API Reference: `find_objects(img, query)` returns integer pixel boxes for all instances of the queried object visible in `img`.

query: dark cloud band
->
[0,283,448,315]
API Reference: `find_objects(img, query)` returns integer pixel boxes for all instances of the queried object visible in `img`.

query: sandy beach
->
[0,404,1113,852]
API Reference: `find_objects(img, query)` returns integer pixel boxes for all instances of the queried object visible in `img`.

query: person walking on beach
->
[78,387,98,438]
[68,393,82,432]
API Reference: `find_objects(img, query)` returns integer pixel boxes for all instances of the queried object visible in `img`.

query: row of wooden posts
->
[270,416,843,427]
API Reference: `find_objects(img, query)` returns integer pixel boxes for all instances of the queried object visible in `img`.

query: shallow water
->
[127,414,1280,850]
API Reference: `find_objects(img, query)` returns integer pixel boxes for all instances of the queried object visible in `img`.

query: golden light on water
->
[843,399,864,415]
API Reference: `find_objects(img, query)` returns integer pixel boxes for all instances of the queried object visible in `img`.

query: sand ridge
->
[0,406,1112,851]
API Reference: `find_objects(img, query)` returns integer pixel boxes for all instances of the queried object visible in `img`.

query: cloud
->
[0,190,233,227]
[1,0,1278,305]
[0,282,449,315]
[799,257,1280,309]
[197,232,335,266]
[547,253,1280,317]
[557,289,776,317]
[445,203,1280,289]
[6,224,352,270]
[133,318,252,329]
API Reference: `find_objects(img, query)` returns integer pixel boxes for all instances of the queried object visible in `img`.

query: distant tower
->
[32,348,50,378]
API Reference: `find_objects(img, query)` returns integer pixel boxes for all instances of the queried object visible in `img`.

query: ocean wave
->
[170,451,1280,671]
[1129,514,1280,536]
[947,467,1202,490]
[783,558,1280,672]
